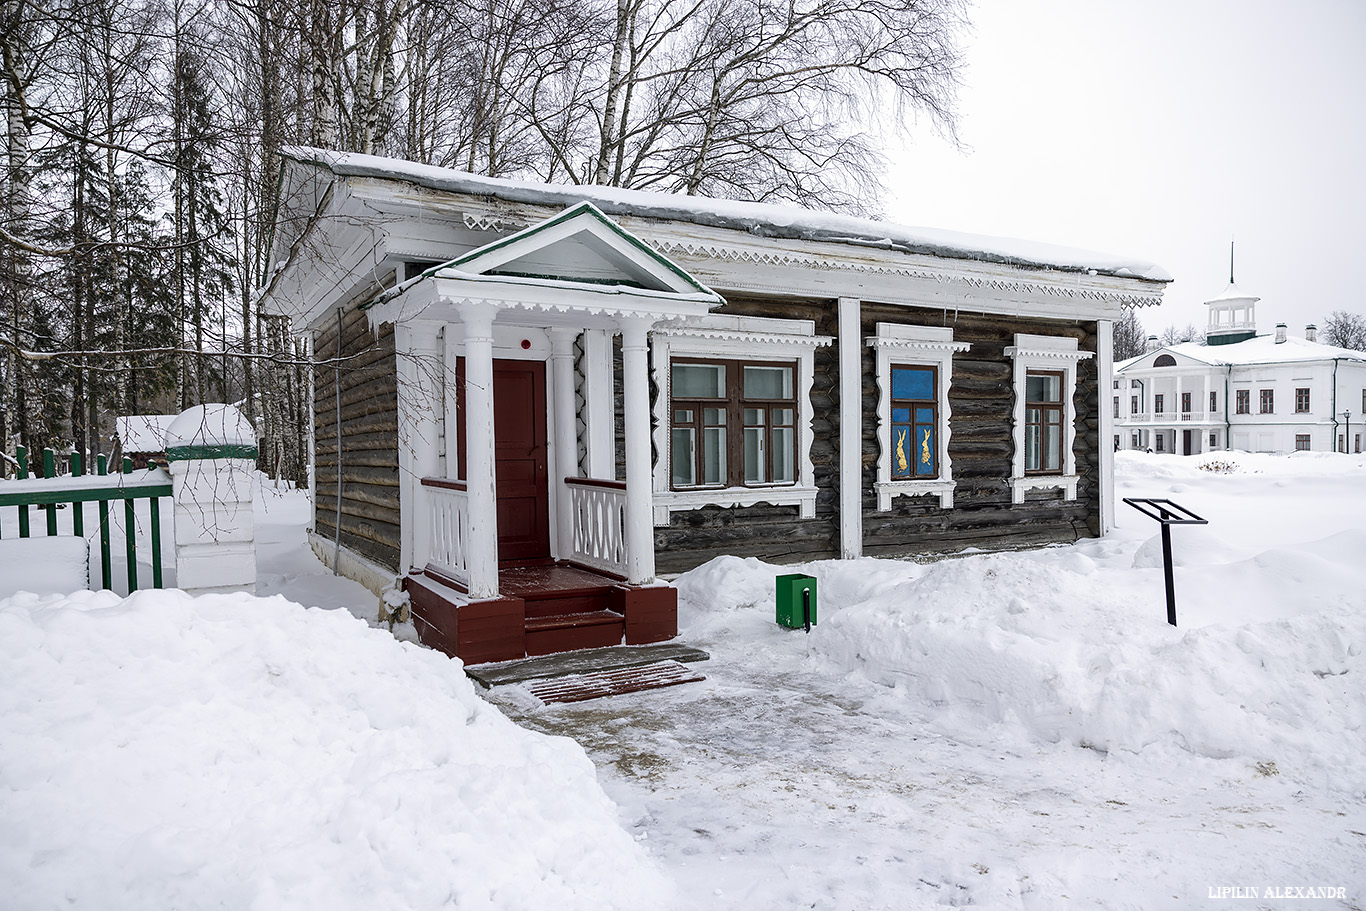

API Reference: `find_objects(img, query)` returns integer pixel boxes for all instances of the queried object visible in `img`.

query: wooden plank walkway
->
[465,642,709,688]
[523,660,706,705]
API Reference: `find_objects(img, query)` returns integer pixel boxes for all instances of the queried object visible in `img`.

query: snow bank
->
[674,453,1366,793]
[0,589,669,910]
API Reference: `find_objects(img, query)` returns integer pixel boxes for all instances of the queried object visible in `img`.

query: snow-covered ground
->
[493,451,1366,909]
[3,451,1365,909]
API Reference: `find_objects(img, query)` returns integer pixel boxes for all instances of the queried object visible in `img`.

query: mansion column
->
[619,318,656,584]
[462,304,501,599]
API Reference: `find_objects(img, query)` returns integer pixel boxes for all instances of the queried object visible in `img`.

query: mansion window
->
[1209,431,1218,448]
[1131,395,1139,414]
[1181,392,1192,416]
[1024,372,1064,474]
[1236,389,1250,414]
[1154,394,1165,414]
[1260,389,1274,413]
[670,359,795,489]
[1295,388,1310,413]
[1113,396,1120,418]
[1295,434,1311,451]
[1210,391,1218,412]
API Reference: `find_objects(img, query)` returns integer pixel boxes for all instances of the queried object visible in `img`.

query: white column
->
[620,318,655,584]
[550,327,579,560]
[581,328,616,479]
[442,324,463,478]
[462,304,501,599]
[1097,319,1115,534]
[397,322,444,571]
[838,297,863,559]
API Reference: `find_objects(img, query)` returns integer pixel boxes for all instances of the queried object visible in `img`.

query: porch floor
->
[498,563,620,598]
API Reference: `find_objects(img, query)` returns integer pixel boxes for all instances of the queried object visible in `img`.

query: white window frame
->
[1004,333,1093,505]
[867,323,970,509]
[650,315,832,525]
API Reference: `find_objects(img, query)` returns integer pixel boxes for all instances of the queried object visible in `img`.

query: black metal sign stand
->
[1122,498,1209,626]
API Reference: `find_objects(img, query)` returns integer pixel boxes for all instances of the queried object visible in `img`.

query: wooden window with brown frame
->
[1024,370,1064,475]
[669,358,797,490]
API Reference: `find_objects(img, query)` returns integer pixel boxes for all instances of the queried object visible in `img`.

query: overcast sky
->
[884,0,1366,339]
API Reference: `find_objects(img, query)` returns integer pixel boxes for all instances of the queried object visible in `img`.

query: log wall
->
[653,297,1101,574]
[313,306,402,572]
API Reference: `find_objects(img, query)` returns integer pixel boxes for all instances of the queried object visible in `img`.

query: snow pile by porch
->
[0,589,669,910]
[676,450,1366,792]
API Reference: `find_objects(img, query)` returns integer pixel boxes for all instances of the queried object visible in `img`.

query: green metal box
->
[775,573,818,629]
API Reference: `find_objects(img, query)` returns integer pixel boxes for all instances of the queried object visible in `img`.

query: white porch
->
[368,202,721,605]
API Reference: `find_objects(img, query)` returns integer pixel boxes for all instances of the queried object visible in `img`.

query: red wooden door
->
[493,360,550,562]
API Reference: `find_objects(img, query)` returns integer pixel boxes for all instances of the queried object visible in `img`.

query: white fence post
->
[165,404,258,595]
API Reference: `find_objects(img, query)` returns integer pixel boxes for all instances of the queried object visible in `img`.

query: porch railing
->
[565,477,628,578]
[422,477,469,586]
[0,445,171,592]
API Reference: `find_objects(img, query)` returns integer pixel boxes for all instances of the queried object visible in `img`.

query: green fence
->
[0,446,172,592]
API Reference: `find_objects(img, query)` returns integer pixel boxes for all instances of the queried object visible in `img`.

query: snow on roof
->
[165,405,256,450]
[280,146,1172,285]
[1119,334,1366,369]
[1205,281,1260,304]
[115,415,177,452]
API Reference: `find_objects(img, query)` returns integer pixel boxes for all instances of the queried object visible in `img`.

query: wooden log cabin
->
[259,147,1170,663]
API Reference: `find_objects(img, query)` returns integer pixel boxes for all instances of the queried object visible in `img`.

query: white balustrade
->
[423,479,470,586]
[566,478,628,578]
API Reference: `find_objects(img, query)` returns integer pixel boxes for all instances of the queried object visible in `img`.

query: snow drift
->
[0,589,669,910]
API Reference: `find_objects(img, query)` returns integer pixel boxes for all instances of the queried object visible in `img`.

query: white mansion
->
[1115,283,1366,455]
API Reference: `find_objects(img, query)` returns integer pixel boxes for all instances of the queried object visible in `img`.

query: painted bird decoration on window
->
[895,428,908,474]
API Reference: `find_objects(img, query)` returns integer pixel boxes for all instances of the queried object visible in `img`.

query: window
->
[1113,396,1120,418]
[1260,389,1274,413]
[1296,434,1311,451]
[1236,389,1250,414]
[1339,435,1346,453]
[1209,432,1218,448]
[1112,379,1120,390]
[1131,432,1140,448]
[1155,434,1165,452]
[1210,391,1218,412]
[1181,392,1192,417]
[1005,334,1092,503]
[1356,433,1361,453]
[1131,395,1139,415]
[891,366,940,479]
[652,315,831,523]
[1154,394,1165,414]
[669,360,796,489]
[1154,354,1177,367]
[1295,388,1310,413]
[1024,371,1064,474]
[869,323,970,510]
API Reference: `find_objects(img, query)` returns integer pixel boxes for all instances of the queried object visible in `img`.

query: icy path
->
[493,648,1361,909]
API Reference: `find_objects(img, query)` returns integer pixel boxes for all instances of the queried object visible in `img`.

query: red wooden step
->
[524,609,624,656]
[523,660,706,704]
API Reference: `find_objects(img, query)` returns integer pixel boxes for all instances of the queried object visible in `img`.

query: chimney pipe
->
[1305,324,1318,343]
[1275,323,1287,344]
[1145,334,1160,353]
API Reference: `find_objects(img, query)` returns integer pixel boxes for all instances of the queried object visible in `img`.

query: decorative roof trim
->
[447,215,1164,308]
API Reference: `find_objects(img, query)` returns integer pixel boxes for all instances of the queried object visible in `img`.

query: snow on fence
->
[0,445,171,593]
[1,404,260,599]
